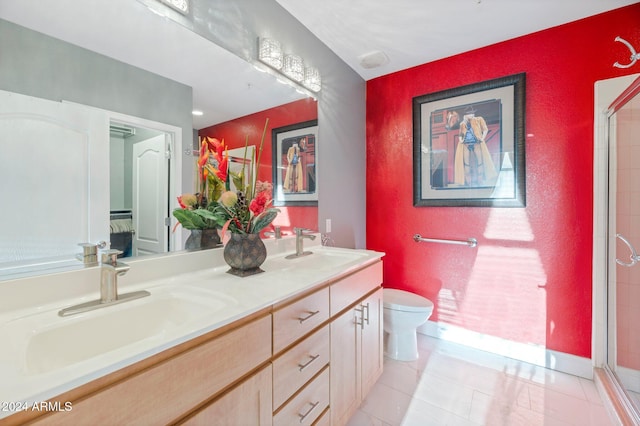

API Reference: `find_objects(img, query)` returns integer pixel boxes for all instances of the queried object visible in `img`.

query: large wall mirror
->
[0,0,318,280]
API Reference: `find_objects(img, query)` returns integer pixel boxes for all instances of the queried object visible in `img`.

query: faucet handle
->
[101,249,123,265]
[265,226,282,239]
[78,242,98,256]
[77,243,99,265]
[294,227,314,235]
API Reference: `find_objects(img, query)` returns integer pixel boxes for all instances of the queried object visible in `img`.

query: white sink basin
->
[268,247,371,272]
[0,286,236,375]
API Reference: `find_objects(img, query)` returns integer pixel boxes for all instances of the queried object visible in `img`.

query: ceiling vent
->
[358,51,390,69]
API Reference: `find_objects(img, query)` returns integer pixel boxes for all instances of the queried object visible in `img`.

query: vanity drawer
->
[181,365,272,425]
[330,261,382,315]
[312,407,331,426]
[273,367,330,426]
[273,325,329,410]
[32,315,272,426]
[273,287,329,354]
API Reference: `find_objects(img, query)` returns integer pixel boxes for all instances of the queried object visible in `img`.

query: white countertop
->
[0,236,383,419]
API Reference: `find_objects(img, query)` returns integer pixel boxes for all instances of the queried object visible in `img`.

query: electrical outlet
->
[325,218,332,233]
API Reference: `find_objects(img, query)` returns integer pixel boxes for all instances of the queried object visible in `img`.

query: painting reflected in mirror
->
[199,98,319,235]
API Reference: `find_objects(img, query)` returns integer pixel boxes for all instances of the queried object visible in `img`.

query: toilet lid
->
[383,288,434,312]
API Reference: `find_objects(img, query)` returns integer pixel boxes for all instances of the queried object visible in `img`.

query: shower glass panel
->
[608,78,640,411]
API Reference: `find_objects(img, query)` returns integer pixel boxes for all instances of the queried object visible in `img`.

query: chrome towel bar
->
[413,234,477,248]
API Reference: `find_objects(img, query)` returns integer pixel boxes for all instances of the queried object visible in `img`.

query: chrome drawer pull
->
[298,401,319,423]
[298,310,320,323]
[363,302,370,325]
[355,306,365,330]
[298,354,320,372]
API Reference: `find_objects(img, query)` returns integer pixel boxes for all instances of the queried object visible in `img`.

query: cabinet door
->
[181,365,272,426]
[330,308,359,426]
[360,288,383,400]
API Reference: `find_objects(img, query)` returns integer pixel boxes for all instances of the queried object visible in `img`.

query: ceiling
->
[1,0,637,129]
[274,0,639,81]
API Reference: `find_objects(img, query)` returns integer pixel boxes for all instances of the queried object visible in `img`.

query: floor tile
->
[401,397,479,426]
[359,382,413,425]
[346,409,392,426]
[348,334,615,426]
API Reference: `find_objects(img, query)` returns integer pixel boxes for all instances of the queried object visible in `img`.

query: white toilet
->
[383,288,434,361]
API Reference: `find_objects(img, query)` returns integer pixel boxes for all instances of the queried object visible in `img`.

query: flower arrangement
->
[173,119,278,236]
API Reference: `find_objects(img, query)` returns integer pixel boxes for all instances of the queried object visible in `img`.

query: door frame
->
[592,73,639,369]
[592,74,640,423]
[106,111,183,253]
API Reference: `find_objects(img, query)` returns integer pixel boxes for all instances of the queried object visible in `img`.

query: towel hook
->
[616,233,640,267]
[614,36,640,69]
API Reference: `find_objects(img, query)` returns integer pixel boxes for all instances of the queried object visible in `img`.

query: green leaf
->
[193,208,226,227]
[230,169,245,193]
[251,208,279,234]
[173,209,205,230]
[173,208,223,230]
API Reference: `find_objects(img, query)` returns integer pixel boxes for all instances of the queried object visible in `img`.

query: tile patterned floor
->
[347,334,613,426]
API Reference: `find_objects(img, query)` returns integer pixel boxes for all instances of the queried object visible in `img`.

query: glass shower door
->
[608,77,640,410]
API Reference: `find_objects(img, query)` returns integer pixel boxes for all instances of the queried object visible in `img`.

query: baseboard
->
[418,320,593,379]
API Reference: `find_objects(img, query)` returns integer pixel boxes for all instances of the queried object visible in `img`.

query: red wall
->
[199,98,318,234]
[366,4,640,358]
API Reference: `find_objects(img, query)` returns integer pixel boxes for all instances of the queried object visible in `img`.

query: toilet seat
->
[383,288,433,313]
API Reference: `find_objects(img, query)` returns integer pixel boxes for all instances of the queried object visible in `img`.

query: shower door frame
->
[593,73,640,424]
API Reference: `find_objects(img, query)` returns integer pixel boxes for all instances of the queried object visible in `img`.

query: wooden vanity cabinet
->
[27,313,272,426]
[180,364,273,426]
[330,262,384,426]
[272,287,331,425]
[7,259,383,426]
[271,259,383,426]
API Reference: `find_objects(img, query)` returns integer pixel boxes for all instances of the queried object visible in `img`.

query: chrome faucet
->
[58,249,150,317]
[286,228,317,259]
[100,250,130,303]
[264,225,282,239]
[76,241,107,266]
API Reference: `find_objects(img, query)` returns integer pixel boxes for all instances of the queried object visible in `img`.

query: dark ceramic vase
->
[223,233,267,277]
[185,229,221,250]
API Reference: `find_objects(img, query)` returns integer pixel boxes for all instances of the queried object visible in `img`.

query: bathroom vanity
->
[0,236,383,425]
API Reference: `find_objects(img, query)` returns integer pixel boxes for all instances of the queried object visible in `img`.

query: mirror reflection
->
[109,122,169,258]
[0,1,318,280]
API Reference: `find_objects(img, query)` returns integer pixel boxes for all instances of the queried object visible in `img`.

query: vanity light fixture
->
[282,54,305,82]
[303,66,321,93]
[156,0,189,14]
[258,38,284,70]
[257,37,321,93]
[192,110,203,116]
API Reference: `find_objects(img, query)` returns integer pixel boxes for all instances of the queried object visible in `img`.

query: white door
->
[132,135,169,256]
[0,90,108,274]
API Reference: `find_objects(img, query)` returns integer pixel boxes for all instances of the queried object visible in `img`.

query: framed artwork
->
[272,120,318,206]
[412,73,526,207]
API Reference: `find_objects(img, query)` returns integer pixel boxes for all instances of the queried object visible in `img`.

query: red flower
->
[216,155,228,182]
[249,191,269,215]
[177,195,187,209]
[197,141,209,181]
